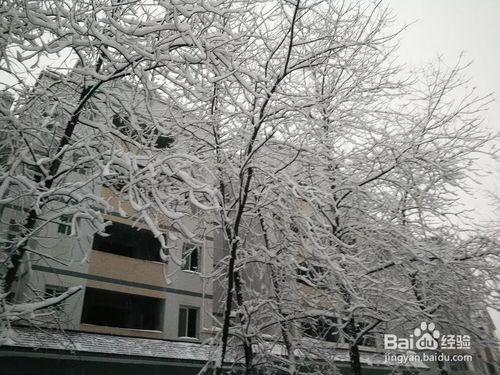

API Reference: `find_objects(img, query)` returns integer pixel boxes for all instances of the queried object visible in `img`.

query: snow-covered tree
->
[0,1,498,375]
[199,2,499,374]
[0,0,234,340]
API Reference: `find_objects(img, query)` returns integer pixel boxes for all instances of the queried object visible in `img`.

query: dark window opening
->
[57,214,72,235]
[290,222,299,234]
[302,316,339,343]
[23,162,43,181]
[112,114,174,150]
[155,135,175,149]
[92,221,163,262]
[359,334,377,347]
[72,153,88,174]
[182,243,200,272]
[81,287,163,331]
[178,306,198,338]
[112,113,130,135]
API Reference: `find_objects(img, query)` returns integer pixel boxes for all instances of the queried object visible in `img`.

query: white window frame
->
[181,243,201,272]
[178,306,199,338]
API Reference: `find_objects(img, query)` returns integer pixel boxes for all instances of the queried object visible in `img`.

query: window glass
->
[112,114,174,150]
[72,153,87,174]
[155,135,175,149]
[57,214,72,235]
[187,308,197,337]
[178,306,198,338]
[178,307,187,337]
[182,244,200,272]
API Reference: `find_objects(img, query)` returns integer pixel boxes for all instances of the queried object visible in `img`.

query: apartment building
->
[0,72,481,375]
[0,70,226,374]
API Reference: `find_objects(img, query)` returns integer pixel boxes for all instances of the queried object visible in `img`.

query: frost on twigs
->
[0,1,498,374]
[0,286,82,345]
[0,0,234,341]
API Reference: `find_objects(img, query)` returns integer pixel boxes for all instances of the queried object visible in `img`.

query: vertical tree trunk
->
[409,273,448,375]
[257,209,295,374]
[349,342,363,375]
[234,270,255,375]
[339,282,364,375]
[346,317,363,375]
[217,213,255,374]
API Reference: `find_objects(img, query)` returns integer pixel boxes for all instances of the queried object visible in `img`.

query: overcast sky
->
[386,0,500,220]
[385,0,500,337]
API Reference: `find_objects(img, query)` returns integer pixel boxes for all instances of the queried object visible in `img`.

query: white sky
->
[386,0,500,219]
[385,0,500,338]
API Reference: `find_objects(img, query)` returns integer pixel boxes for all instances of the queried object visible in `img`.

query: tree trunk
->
[346,316,363,375]
[217,222,255,374]
[234,270,255,375]
[349,342,363,375]
[410,273,448,375]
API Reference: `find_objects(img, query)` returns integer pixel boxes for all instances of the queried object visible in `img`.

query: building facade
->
[0,72,494,375]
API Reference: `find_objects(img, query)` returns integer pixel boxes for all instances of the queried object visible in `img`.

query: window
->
[57,214,72,235]
[72,153,87,174]
[182,243,200,272]
[155,134,175,149]
[178,306,198,338]
[81,287,163,331]
[112,114,174,150]
[302,316,339,343]
[359,333,377,347]
[92,221,163,262]
[23,162,43,181]
[112,113,130,135]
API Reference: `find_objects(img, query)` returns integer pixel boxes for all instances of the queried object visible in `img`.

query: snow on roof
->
[3,326,213,362]
[3,326,427,370]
